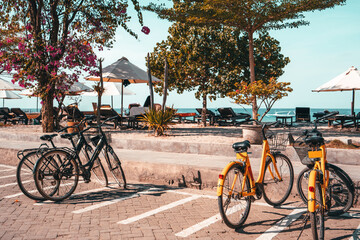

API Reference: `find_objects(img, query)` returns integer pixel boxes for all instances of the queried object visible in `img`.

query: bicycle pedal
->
[249,196,256,202]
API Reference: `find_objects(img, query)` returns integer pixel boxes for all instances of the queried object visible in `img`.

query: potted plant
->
[66,96,83,133]
[227,78,292,144]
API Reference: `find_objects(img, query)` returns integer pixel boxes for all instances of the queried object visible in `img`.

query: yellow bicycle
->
[217,122,294,229]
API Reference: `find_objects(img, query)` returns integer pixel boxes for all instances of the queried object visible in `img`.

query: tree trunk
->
[147,53,154,109]
[162,57,169,112]
[201,94,207,127]
[41,94,54,132]
[248,31,258,122]
[97,59,103,126]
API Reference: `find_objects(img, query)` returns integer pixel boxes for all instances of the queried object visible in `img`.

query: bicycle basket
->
[267,131,289,151]
[292,142,314,165]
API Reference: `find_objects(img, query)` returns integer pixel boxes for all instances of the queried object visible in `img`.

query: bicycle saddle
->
[60,132,78,139]
[232,140,251,152]
[40,134,57,141]
[304,136,324,147]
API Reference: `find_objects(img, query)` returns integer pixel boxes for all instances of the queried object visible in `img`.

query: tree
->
[148,23,246,126]
[0,0,145,132]
[146,0,346,121]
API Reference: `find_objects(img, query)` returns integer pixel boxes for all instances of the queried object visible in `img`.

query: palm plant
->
[141,108,176,136]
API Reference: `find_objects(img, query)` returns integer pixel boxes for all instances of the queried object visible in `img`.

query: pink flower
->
[141,26,150,35]
[25,24,32,30]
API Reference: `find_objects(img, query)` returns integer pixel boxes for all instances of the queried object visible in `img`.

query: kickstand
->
[297,212,309,240]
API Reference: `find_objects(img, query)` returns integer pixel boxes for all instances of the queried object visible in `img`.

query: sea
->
[22,107,358,122]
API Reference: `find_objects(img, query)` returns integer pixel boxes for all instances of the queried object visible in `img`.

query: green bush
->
[141,108,176,136]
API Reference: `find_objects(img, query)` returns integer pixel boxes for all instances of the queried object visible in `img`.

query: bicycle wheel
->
[81,146,108,187]
[34,150,79,201]
[297,164,354,216]
[218,163,251,229]
[262,153,294,206]
[104,147,126,188]
[310,182,325,240]
[16,151,45,201]
[91,158,108,187]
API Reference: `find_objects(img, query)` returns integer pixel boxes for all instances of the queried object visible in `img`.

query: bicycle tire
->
[218,163,251,229]
[262,153,294,206]
[310,182,325,240]
[104,147,126,188]
[16,151,45,201]
[81,147,108,187]
[297,164,354,216]
[34,150,79,201]
[91,158,108,187]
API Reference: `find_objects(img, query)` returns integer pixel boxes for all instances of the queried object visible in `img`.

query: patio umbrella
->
[85,57,161,115]
[20,82,91,111]
[0,77,22,91]
[0,90,22,107]
[82,82,135,108]
[312,66,360,115]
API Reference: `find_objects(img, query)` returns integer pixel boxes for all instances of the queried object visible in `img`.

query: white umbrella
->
[312,66,360,115]
[0,78,22,91]
[0,90,22,107]
[20,82,91,111]
[82,82,135,108]
[85,57,161,115]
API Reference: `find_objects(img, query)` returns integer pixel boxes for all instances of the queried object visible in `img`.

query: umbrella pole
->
[36,97,38,112]
[2,99,4,107]
[111,96,113,108]
[352,89,355,116]
[120,82,124,127]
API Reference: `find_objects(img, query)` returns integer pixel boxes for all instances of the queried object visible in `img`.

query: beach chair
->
[128,106,148,128]
[295,107,310,122]
[64,105,84,122]
[0,107,18,124]
[217,107,251,126]
[99,106,122,128]
[11,108,28,125]
[195,108,220,125]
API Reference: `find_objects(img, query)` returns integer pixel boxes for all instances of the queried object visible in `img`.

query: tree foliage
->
[146,0,346,121]
[0,0,144,132]
[148,22,246,126]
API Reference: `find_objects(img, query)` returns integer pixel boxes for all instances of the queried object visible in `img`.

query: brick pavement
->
[1,161,359,240]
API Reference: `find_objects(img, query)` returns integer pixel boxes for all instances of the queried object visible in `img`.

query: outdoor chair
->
[99,106,122,128]
[0,107,18,124]
[217,107,251,126]
[295,107,311,122]
[11,108,28,125]
[195,108,220,125]
[64,105,84,122]
[128,106,148,128]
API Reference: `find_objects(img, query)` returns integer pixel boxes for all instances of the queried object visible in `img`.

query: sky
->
[1,0,360,112]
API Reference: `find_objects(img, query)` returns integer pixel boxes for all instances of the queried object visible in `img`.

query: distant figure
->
[143,96,151,107]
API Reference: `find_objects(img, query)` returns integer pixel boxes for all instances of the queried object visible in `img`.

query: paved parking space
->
[1,163,359,239]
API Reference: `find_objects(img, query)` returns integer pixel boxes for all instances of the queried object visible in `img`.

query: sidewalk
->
[0,124,359,196]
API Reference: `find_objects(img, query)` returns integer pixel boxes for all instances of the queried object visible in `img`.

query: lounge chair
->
[64,105,84,122]
[295,107,310,122]
[11,108,28,125]
[195,108,220,125]
[99,106,122,128]
[0,107,18,124]
[217,107,251,126]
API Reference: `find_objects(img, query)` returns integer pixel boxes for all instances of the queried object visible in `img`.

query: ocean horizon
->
[20,107,358,122]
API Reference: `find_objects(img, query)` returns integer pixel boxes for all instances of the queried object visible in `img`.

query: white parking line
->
[256,209,305,240]
[175,213,221,237]
[0,180,31,188]
[0,169,15,173]
[0,164,17,170]
[349,223,360,240]
[119,195,201,225]
[0,173,31,179]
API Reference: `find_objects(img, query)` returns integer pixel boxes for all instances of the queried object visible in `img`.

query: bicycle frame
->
[217,138,282,197]
[307,145,329,212]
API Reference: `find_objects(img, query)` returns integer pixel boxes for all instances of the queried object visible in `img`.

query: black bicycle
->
[33,116,125,201]
[16,116,108,201]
